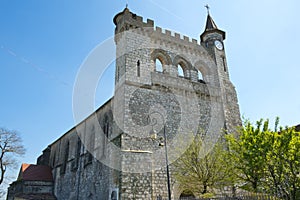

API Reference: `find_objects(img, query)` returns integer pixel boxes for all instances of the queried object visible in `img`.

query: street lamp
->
[149,111,171,200]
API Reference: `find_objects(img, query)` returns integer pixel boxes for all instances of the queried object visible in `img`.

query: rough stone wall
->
[7,181,54,200]
[45,100,122,200]
[212,39,242,134]
[113,9,241,200]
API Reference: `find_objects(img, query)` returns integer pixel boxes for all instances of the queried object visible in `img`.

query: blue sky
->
[0,0,300,183]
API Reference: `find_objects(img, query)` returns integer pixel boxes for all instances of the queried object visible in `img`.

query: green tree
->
[174,135,234,197]
[264,125,300,199]
[226,119,269,192]
[227,118,300,200]
[0,128,25,185]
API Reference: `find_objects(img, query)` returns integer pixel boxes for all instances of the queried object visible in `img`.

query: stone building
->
[7,7,241,200]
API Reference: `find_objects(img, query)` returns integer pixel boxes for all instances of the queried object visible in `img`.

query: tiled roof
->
[17,163,53,182]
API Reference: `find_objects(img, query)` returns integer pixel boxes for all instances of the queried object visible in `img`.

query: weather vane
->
[205,4,210,14]
[126,0,129,8]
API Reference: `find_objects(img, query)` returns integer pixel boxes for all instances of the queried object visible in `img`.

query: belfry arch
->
[151,49,172,73]
[194,59,217,85]
[173,55,193,79]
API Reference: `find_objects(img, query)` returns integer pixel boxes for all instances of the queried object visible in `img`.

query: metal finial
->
[126,0,128,8]
[205,4,210,14]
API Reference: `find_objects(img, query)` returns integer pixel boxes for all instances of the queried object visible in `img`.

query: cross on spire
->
[205,4,210,15]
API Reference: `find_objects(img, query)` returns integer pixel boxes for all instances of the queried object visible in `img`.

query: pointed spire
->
[200,5,226,42]
[204,14,218,31]
[203,5,218,31]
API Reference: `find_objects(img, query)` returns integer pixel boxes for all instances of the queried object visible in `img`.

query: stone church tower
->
[112,7,241,199]
[7,7,240,200]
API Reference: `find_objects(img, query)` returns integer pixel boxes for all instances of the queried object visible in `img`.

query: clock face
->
[214,40,223,50]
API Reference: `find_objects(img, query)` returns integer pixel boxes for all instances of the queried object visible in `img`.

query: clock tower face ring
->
[214,40,223,50]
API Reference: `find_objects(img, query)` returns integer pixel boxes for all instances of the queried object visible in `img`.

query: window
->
[155,58,163,72]
[76,137,81,159]
[111,191,117,200]
[102,117,109,158]
[72,137,81,170]
[61,141,69,174]
[76,137,81,164]
[52,152,56,168]
[173,56,192,79]
[222,57,227,72]
[198,70,203,80]
[137,60,140,77]
[84,127,95,166]
[88,132,95,163]
[178,64,184,77]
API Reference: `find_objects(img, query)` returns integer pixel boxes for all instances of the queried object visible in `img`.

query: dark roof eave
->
[200,29,226,42]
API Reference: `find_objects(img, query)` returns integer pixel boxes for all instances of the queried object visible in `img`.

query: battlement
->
[153,26,199,45]
[114,8,154,30]
[130,14,154,27]
[114,8,201,46]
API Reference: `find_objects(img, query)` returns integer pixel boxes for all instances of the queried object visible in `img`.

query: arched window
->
[198,70,203,81]
[155,58,163,72]
[178,64,184,77]
[173,56,192,79]
[151,49,172,73]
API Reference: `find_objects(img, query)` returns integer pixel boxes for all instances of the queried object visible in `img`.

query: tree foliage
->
[173,135,234,197]
[0,128,25,185]
[226,118,300,200]
[226,119,269,192]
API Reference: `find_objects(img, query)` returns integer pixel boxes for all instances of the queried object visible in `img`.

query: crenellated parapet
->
[113,8,154,34]
[113,8,205,51]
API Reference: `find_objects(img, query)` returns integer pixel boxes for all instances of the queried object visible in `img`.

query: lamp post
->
[149,111,171,200]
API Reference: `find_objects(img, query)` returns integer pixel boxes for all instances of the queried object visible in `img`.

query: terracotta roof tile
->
[17,163,53,182]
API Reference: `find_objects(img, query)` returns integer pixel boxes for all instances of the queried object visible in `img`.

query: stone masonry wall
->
[114,8,241,200]
[47,100,122,200]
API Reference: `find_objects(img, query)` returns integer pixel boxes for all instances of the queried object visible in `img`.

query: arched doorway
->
[179,190,195,200]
